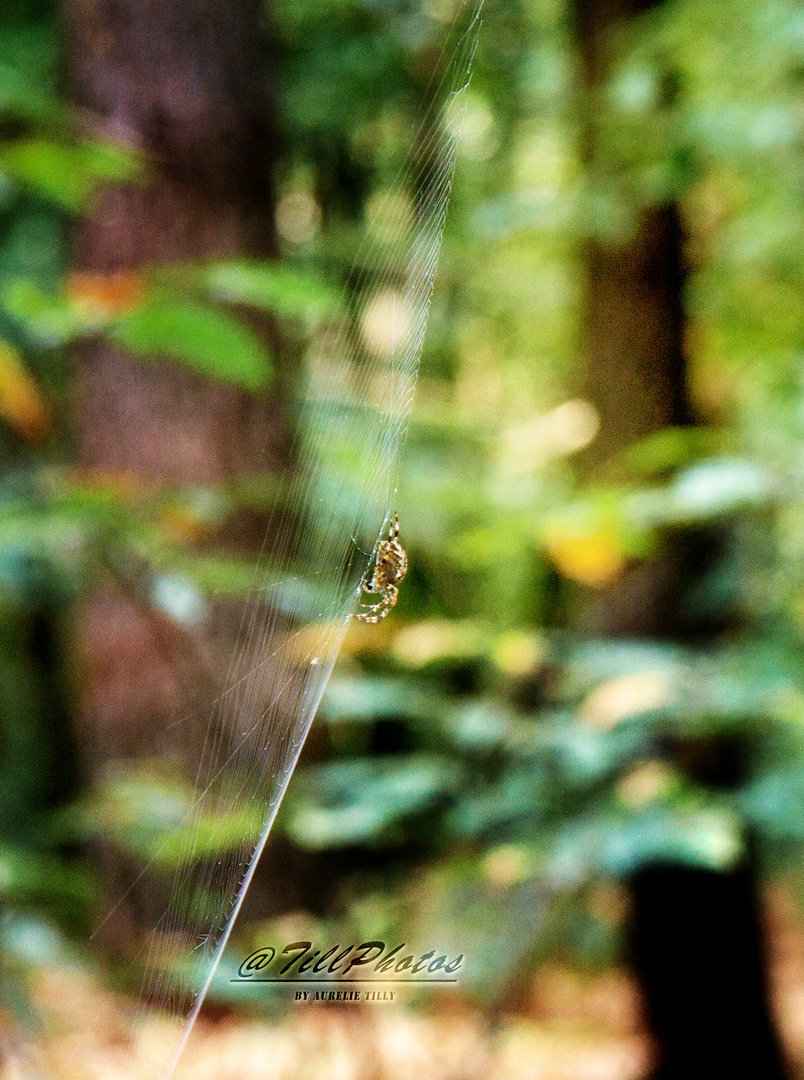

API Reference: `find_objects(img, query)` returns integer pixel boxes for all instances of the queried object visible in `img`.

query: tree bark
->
[66,0,287,486]
[63,0,291,947]
[65,0,288,760]
[573,1,788,1076]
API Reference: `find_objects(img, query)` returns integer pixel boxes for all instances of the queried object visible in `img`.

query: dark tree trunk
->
[575,0,694,641]
[576,0,691,486]
[632,863,787,1080]
[577,203,698,640]
[580,204,690,472]
[573,1,788,1076]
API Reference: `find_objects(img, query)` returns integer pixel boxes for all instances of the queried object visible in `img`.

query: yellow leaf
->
[543,529,626,587]
[491,631,546,676]
[0,341,51,442]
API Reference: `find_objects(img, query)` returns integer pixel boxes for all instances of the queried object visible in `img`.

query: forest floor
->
[4,882,804,1080]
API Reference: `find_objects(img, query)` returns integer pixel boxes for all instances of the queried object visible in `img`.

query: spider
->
[349,513,408,623]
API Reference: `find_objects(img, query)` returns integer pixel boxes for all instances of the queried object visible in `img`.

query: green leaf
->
[0,61,58,124]
[619,427,724,477]
[739,769,804,842]
[61,766,265,867]
[0,279,98,346]
[322,676,442,723]
[286,756,459,849]
[446,768,547,838]
[669,458,774,519]
[206,261,337,322]
[548,806,743,884]
[107,299,272,391]
[0,139,140,210]
[0,845,90,914]
[162,555,260,598]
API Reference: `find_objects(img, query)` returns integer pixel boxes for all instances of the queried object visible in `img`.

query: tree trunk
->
[64,0,287,758]
[63,0,290,943]
[573,1,788,1076]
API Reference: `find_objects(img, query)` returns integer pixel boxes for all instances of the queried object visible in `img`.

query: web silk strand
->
[103,6,486,1075]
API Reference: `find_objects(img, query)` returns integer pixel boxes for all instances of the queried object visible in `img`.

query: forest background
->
[2,0,804,1076]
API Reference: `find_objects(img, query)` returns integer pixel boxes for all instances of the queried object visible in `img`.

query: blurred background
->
[3,0,804,1076]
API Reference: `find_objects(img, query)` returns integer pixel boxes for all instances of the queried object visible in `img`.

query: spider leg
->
[357,589,389,614]
[349,584,394,622]
[350,596,390,622]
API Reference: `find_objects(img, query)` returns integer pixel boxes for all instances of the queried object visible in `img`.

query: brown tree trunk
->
[580,205,689,474]
[65,0,288,761]
[577,203,698,639]
[576,0,692,640]
[574,2,788,1076]
[67,0,286,481]
[63,0,291,948]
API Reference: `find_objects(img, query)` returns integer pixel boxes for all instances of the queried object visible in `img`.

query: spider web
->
[79,5,485,1076]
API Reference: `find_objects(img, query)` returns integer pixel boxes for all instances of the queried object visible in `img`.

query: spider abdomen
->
[378,541,407,586]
